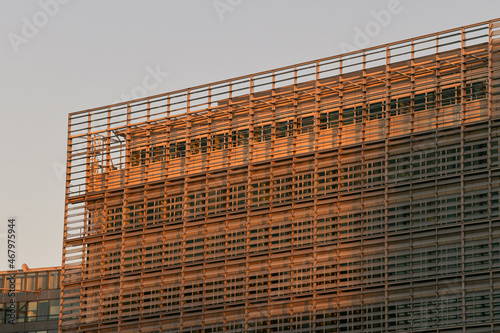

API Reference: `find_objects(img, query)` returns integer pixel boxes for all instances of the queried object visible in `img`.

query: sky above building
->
[0,0,499,270]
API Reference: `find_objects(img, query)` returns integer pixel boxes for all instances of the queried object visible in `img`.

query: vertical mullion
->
[488,21,495,323]
[383,45,390,332]
[313,60,321,318]
[245,76,254,332]
[362,51,367,142]
[145,99,151,182]
[461,28,467,126]
[228,84,234,168]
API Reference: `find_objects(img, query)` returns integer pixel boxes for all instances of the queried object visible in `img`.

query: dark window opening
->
[255,124,272,142]
[300,116,314,133]
[277,120,294,138]
[231,129,249,146]
[368,102,384,120]
[442,87,460,106]
[343,107,361,125]
[131,149,146,166]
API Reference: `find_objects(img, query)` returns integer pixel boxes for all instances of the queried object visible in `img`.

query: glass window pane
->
[49,272,59,289]
[27,301,37,322]
[343,108,354,125]
[37,273,48,290]
[177,141,186,157]
[414,93,426,111]
[38,300,49,321]
[399,97,410,114]
[369,102,384,119]
[427,91,436,108]
[277,121,289,137]
[263,124,272,139]
[442,87,456,106]
[15,274,25,291]
[49,299,60,320]
[390,99,397,115]
[26,274,37,291]
[301,116,313,133]
[200,137,207,153]
[16,301,26,322]
[329,111,339,124]
[169,143,176,157]
[472,81,486,100]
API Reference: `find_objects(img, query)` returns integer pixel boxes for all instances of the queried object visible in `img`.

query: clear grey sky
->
[0,0,499,271]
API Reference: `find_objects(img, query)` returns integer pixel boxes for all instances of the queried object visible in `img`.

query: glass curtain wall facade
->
[62,20,500,332]
[0,267,60,333]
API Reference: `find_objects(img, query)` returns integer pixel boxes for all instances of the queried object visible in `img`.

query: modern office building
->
[0,266,60,333]
[62,19,500,332]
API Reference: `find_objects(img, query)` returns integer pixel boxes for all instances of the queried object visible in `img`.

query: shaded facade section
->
[62,20,500,332]
[0,267,60,333]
